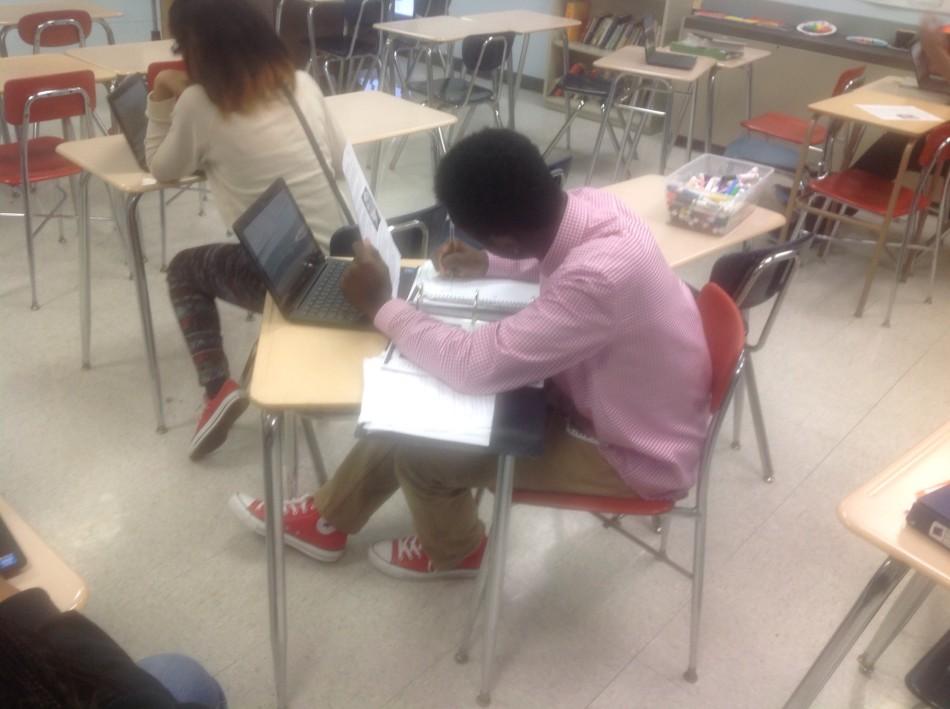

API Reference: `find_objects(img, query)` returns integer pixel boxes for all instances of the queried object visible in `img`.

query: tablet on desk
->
[0,514,27,578]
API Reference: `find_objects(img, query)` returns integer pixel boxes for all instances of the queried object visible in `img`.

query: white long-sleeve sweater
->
[145,70,347,250]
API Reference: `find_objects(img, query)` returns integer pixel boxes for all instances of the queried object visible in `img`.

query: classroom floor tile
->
[2,84,949,709]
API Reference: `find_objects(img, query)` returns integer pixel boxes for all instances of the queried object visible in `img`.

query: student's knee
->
[138,653,226,708]
[166,248,193,285]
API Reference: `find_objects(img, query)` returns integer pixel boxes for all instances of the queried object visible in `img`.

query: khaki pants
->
[313,414,636,569]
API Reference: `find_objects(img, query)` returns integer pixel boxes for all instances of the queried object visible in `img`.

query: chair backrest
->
[4,70,96,126]
[18,10,91,49]
[415,0,450,16]
[343,0,382,29]
[147,60,188,92]
[696,283,746,414]
[831,65,866,97]
[919,122,950,170]
[461,33,513,74]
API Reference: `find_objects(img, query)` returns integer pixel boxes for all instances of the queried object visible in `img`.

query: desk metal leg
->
[858,571,934,675]
[300,417,328,486]
[262,412,288,709]
[706,68,718,155]
[660,86,674,175]
[746,63,754,121]
[509,34,530,130]
[782,557,909,709]
[780,115,822,242]
[686,81,698,164]
[477,455,516,707]
[586,76,620,185]
[79,172,92,369]
[126,193,167,434]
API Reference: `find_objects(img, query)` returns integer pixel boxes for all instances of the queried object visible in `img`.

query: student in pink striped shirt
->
[230,129,712,580]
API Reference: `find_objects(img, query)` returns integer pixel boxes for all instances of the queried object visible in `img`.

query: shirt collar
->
[540,191,586,275]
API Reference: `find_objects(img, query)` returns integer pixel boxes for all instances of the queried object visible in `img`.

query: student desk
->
[704,46,772,153]
[591,46,716,182]
[324,89,456,190]
[780,76,950,318]
[783,421,950,709]
[56,134,202,434]
[458,10,580,130]
[603,174,786,267]
[0,0,121,55]
[65,39,177,78]
[1,496,88,611]
[249,288,545,707]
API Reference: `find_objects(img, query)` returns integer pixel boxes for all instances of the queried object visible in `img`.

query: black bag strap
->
[281,83,356,226]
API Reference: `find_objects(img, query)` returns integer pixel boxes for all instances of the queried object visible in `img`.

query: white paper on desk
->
[413,261,540,311]
[359,355,495,446]
[856,104,943,122]
[341,142,400,298]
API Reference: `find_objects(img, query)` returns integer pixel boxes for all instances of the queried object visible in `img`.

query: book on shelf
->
[582,14,605,45]
[591,14,616,48]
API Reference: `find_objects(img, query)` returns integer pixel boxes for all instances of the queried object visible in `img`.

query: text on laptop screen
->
[242,187,320,302]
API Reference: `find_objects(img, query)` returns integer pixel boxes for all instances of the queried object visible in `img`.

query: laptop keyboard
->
[297,259,364,324]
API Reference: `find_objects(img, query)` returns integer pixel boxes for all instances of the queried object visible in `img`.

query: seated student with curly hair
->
[230,129,712,580]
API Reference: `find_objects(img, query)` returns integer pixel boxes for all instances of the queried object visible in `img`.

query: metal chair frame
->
[454,313,749,704]
[6,85,94,309]
[307,0,386,94]
[726,248,802,484]
[30,17,87,53]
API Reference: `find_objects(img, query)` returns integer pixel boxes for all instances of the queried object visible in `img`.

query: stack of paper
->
[359,355,495,446]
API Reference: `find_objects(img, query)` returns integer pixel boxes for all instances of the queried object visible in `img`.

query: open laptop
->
[912,41,950,95]
[107,73,150,171]
[233,178,368,327]
[643,15,696,71]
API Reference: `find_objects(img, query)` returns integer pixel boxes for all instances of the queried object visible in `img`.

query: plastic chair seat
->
[560,74,612,98]
[511,490,675,516]
[0,137,80,186]
[741,111,828,146]
[809,169,928,217]
[407,78,493,106]
[724,134,800,173]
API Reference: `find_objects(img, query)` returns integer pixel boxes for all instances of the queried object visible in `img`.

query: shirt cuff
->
[373,298,417,339]
[146,94,175,122]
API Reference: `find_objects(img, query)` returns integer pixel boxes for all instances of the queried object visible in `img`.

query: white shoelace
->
[396,535,425,561]
[283,496,313,516]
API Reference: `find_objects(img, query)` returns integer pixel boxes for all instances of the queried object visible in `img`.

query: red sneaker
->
[189,379,248,461]
[228,493,346,562]
[368,534,486,580]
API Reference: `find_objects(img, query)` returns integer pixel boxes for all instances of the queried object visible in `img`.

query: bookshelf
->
[543,0,693,121]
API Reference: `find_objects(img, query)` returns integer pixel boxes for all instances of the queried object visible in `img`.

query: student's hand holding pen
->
[434,239,488,279]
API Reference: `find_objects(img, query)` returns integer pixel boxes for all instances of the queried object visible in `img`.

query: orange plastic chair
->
[17,10,91,52]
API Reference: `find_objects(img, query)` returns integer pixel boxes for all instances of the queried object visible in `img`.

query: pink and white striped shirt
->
[374,188,712,499]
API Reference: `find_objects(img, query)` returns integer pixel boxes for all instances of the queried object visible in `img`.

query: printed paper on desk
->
[856,104,943,122]
[341,142,400,298]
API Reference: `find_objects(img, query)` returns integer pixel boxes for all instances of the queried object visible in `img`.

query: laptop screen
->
[236,181,323,305]
[392,0,414,18]
[107,74,149,170]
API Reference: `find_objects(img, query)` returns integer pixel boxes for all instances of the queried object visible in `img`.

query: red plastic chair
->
[146,60,188,92]
[790,122,950,325]
[741,65,866,147]
[0,70,96,309]
[17,10,91,52]
[456,283,747,702]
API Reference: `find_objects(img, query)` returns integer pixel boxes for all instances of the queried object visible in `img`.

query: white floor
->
[2,87,949,709]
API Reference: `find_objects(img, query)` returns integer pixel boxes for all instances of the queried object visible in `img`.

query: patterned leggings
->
[166,243,266,390]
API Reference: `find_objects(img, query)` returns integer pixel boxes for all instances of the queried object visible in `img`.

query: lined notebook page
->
[414,261,539,312]
[359,355,494,446]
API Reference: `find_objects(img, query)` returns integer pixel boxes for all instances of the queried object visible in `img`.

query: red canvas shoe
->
[368,534,486,580]
[189,379,249,461]
[228,493,346,562]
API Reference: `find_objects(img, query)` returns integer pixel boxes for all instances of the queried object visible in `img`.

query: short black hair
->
[435,129,562,236]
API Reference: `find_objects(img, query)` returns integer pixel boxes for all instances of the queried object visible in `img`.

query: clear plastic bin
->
[665,154,774,236]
